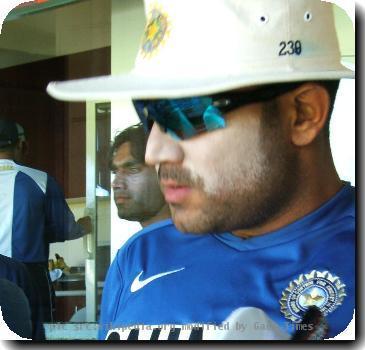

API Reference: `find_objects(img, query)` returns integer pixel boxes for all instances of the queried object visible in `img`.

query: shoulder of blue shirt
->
[114,183,355,257]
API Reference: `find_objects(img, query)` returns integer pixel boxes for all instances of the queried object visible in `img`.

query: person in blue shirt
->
[98,123,171,337]
[100,2,354,341]
[47,0,355,341]
[0,118,92,322]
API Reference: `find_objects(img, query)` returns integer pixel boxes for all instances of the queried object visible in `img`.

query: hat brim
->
[47,68,354,102]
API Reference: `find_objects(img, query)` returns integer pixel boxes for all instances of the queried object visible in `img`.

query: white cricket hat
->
[47,0,354,101]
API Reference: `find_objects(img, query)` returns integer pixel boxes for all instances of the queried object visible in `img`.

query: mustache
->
[113,189,130,197]
[158,164,203,188]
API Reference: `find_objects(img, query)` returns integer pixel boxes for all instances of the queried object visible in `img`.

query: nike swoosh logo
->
[130,267,185,293]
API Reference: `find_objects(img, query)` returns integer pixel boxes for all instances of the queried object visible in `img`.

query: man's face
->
[145,98,299,234]
[111,142,166,222]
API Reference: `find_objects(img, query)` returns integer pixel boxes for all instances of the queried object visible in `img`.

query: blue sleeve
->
[98,250,125,340]
[44,176,85,243]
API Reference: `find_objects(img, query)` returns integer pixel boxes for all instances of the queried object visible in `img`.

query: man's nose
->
[145,123,184,166]
[111,173,127,190]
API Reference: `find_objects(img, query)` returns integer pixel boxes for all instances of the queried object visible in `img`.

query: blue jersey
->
[0,159,84,262]
[99,184,355,340]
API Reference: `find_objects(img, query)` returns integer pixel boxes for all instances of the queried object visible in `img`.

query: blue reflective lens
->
[203,105,226,131]
[133,98,226,140]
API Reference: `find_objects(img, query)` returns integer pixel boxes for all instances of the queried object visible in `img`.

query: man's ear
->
[289,83,330,147]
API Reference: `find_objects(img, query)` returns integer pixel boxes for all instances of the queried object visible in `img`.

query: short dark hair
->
[109,123,148,169]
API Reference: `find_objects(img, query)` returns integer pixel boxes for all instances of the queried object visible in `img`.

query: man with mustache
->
[109,123,170,226]
[98,123,171,338]
[48,0,354,341]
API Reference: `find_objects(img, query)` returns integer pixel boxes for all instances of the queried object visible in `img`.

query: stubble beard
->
[170,149,298,234]
[117,201,162,223]
[163,103,300,234]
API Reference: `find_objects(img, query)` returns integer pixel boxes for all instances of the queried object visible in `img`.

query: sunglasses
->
[133,82,302,140]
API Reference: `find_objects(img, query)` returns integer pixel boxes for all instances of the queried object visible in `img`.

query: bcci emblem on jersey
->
[280,270,346,323]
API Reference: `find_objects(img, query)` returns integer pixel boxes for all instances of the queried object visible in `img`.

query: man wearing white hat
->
[47,0,355,341]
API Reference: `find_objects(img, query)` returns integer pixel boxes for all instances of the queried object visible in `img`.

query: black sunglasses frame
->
[210,82,304,113]
[133,82,304,139]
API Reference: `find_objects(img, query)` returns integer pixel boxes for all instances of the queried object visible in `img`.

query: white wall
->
[330,78,355,185]
[49,197,111,267]
[49,198,86,267]
[331,4,355,185]
[110,0,145,260]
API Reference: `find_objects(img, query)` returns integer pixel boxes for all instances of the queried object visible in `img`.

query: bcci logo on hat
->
[140,6,170,58]
[280,270,346,323]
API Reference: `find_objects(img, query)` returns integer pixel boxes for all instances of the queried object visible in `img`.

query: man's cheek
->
[126,174,144,187]
[196,166,226,196]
